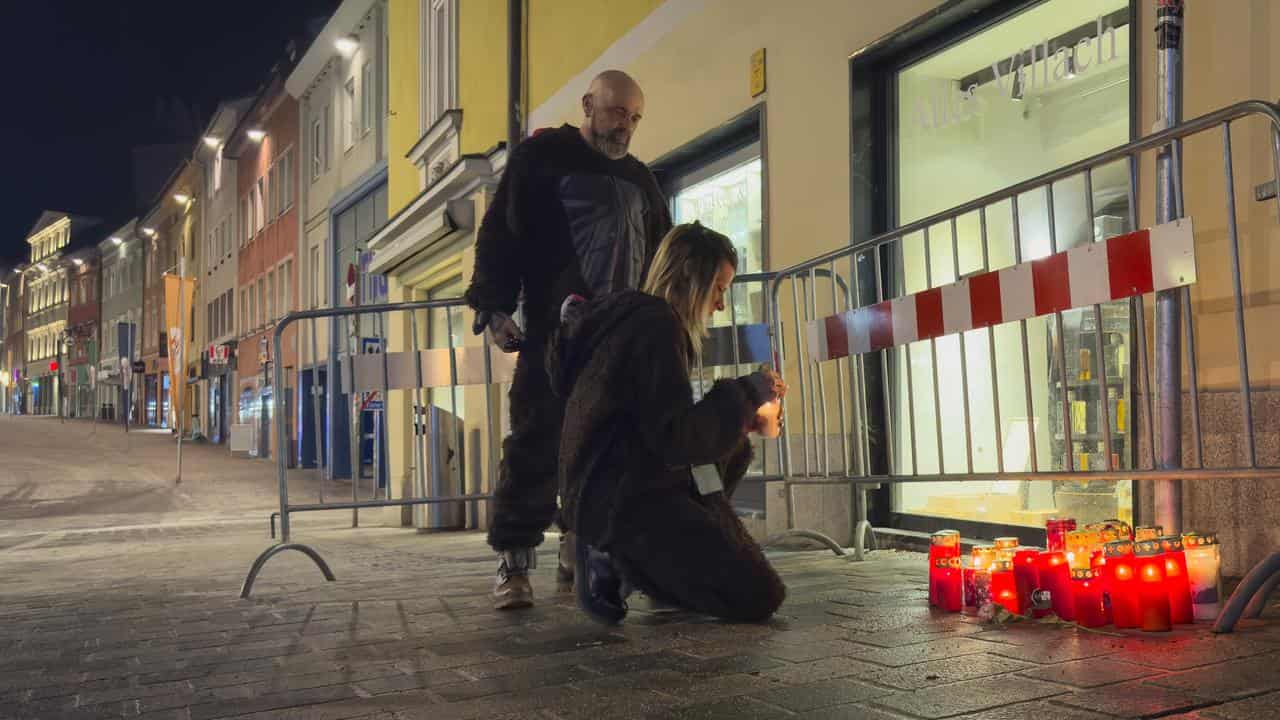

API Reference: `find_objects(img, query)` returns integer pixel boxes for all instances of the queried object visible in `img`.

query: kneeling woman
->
[548,222,787,624]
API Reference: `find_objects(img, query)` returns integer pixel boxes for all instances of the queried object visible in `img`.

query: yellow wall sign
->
[750,48,766,97]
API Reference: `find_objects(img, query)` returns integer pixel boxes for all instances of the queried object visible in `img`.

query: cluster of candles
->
[928,519,1222,631]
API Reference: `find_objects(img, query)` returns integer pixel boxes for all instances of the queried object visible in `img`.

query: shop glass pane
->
[893,0,1132,528]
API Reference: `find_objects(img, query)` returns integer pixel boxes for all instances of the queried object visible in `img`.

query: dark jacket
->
[547,291,758,548]
[465,125,672,339]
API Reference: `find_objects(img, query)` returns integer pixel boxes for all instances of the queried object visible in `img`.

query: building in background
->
[97,220,144,424]
[0,266,18,414]
[197,99,253,446]
[365,0,512,528]
[65,245,102,419]
[286,0,389,481]
[228,54,302,463]
[138,156,203,434]
[21,211,100,416]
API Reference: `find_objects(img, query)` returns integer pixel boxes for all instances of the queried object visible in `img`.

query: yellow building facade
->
[369,0,667,530]
[367,1,1280,576]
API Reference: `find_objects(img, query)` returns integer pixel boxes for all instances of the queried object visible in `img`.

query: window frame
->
[421,0,457,130]
[343,77,357,150]
[361,61,375,135]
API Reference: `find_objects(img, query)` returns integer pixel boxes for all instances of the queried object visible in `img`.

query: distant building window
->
[361,61,374,134]
[344,77,357,150]
[424,0,456,128]
[311,116,324,181]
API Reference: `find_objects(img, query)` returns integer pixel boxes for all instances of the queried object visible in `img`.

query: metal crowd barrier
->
[766,100,1280,632]
[240,277,782,598]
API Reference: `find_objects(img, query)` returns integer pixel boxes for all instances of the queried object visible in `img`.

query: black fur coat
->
[547,291,758,548]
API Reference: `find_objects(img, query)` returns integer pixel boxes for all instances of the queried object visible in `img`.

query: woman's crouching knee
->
[716,570,787,623]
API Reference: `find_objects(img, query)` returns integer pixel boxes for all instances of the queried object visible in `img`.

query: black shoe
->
[574,540,627,625]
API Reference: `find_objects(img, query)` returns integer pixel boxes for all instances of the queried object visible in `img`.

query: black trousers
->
[610,486,787,623]
[487,336,565,552]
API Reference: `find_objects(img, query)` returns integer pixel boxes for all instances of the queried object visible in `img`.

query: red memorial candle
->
[990,560,1019,614]
[1071,568,1108,628]
[928,530,961,607]
[1088,551,1112,625]
[1012,547,1040,616]
[1135,539,1173,632]
[1103,540,1141,629]
[1037,550,1074,621]
[939,557,962,612]
[1046,517,1076,553]
[1159,535,1195,625]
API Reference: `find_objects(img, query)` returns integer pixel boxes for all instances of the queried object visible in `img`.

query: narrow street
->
[0,415,321,536]
[0,415,1278,719]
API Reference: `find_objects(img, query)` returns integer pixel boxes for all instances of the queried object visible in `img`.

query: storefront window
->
[892,0,1132,528]
[426,278,466,421]
[673,150,765,332]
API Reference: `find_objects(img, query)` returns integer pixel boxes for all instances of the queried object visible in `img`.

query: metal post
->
[176,250,186,485]
[410,308,428,529]
[507,0,523,153]
[57,334,63,424]
[274,316,290,543]
[1154,0,1185,532]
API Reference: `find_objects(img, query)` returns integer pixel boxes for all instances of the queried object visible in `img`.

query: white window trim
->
[344,77,357,151]
[361,61,374,136]
[311,114,324,182]
[420,0,458,132]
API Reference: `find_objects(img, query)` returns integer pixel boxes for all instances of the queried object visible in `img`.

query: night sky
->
[0,0,342,269]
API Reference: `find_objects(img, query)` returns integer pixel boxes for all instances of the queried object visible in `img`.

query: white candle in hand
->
[755,400,781,438]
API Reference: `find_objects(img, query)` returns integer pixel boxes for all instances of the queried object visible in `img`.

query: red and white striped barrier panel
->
[806,218,1196,361]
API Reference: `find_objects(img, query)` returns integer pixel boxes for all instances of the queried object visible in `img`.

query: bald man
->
[465,70,672,609]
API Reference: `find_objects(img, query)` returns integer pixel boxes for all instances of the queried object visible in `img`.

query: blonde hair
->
[642,222,738,353]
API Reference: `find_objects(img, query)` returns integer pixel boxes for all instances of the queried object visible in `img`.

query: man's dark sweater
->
[464,125,672,339]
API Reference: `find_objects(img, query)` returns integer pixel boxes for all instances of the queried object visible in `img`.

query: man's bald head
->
[581,70,645,160]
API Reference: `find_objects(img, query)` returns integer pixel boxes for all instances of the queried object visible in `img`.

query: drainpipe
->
[507,0,523,152]
[1153,0,1184,533]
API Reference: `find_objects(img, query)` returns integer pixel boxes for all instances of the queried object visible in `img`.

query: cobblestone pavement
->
[1,417,1278,719]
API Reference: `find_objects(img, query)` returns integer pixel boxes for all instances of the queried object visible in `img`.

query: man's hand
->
[472,310,524,353]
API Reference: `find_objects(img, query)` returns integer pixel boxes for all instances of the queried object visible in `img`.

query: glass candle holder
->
[1135,525,1164,542]
[1037,550,1074,621]
[1065,529,1100,570]
[990,560,1019,615]
[1013,547,1042,617]
[972,566,993,609]
[937,557,963,613]
[971,545,997,572]
[1046,517,1076,553]
[961,557,979,612]
[928,530,961,607]
[1071,568,1108,628]
[1135,539,1173,632]
[1088,551,1112,625]
[1158,535,1194,625]
[1182,531,1222,621]
[1103,539,1141,629]
[1087,518,1133,541]
[994,536,1019,563]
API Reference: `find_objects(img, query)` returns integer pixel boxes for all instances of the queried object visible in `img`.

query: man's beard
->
[589,119,630,159]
